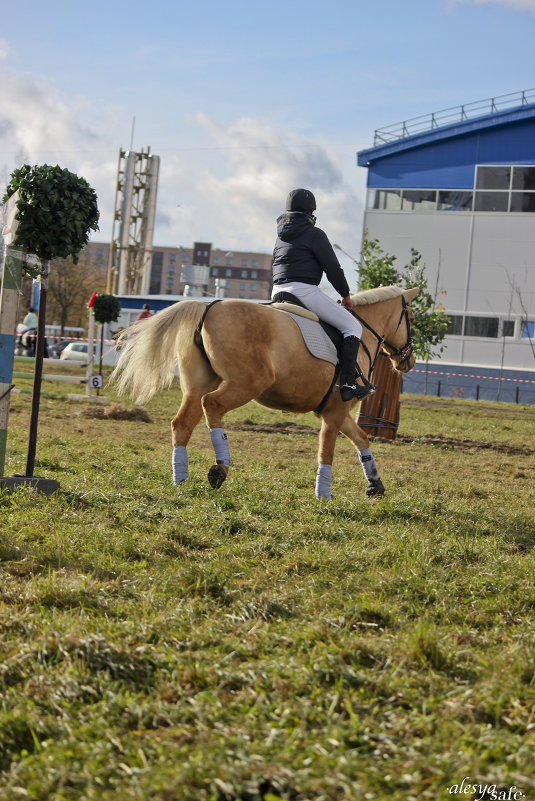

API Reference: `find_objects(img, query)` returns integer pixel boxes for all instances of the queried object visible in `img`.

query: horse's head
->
[380,286,419,373]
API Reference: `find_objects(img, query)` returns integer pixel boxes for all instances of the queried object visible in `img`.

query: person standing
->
[272,188,375,402]
[135,304,153,322]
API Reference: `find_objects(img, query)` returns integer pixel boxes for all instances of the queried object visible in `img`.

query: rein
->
[349,296,414,377]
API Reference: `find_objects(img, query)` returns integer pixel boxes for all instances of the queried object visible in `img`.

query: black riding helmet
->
[286,188,316,214]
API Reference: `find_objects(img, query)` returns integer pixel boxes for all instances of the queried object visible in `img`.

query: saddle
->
[270,292,344,358]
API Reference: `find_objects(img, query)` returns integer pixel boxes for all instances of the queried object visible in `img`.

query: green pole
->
[0,247,23,476]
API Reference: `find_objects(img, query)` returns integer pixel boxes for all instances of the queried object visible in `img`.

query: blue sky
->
[1,0,534,271]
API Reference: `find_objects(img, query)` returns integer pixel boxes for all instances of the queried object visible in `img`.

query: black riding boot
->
[339,336,376,402]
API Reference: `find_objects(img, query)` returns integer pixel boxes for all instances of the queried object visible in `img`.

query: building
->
[357,89,535,403]
[84,241,272,301]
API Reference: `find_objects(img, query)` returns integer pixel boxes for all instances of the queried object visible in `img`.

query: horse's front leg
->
[339,415,385,497]
[315,416,344,499]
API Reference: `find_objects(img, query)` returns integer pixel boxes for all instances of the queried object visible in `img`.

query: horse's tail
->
[110,300,208,406]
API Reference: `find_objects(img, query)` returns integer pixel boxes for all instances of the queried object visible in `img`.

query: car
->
[59,342,96,362]
[48,339,76,358]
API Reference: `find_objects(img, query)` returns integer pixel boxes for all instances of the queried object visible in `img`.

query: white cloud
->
[0,57,363,263]
[454,0,535,10]
[164,113,363,255]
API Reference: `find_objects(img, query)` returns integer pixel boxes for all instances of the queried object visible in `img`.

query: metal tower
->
[106,147,160,295]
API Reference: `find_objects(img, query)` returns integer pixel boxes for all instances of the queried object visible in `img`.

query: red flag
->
[88,291,97,308]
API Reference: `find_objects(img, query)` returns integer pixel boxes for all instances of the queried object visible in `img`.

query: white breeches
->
[272,282,362,339]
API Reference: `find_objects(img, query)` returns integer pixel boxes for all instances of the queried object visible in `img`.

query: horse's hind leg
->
[339,414,385,497]
[171,393,204,483]
[202,375,273,489]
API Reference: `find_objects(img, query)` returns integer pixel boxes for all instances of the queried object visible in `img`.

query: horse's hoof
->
[366,478,385,497]
[208,464,228,489]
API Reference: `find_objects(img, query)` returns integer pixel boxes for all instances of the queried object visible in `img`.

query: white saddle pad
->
[284,311,338,366]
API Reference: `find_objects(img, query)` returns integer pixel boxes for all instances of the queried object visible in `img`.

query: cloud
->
[454,0,535,9]
[0,56,363,262]
[166,113,363,255]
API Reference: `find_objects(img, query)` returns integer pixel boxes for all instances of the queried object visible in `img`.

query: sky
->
[1,0,534,275]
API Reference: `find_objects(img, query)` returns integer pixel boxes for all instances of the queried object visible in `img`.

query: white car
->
[59,342,96,362]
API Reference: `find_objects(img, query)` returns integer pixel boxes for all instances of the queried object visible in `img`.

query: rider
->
[272,188,375,402]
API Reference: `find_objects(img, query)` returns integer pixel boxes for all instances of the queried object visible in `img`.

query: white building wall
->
[363,209,535,370]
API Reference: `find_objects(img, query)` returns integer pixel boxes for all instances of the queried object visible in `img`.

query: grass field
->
[1,364,535,801]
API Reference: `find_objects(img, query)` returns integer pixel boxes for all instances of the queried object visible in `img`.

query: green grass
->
[1,372,535,801]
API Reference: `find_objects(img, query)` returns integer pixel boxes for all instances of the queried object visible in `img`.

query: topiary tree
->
[2,164,99,477]
[358,230,449,360]
[92,293,121,382]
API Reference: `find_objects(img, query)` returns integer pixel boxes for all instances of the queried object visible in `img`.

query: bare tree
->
[47,253,107,334]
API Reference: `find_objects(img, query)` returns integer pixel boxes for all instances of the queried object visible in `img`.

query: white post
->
[86,306,95,397]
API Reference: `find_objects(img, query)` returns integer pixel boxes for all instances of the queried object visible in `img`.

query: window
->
[213,257,219,264]
[212,267,219,276]
[510,193,535,213]
[512,166,535,190]
[464,316,499,338]
[437,191,473,211]
[401,190,437,211]
[476,166,511,190]
[168,265,175,274]
[240,282,246,291]
[502,320,515,337]
[521,321,534,339]
[250,283,256,292]
[474,192,509,212]
[251,270,257,279]
[241,270,247,278]
[242,258,248,267]
[252,259,258,267]
[225,269,232,277]
[446,315,463,335]
[367,189,401,210]
[169,254,176,263]
[226,255,233,265]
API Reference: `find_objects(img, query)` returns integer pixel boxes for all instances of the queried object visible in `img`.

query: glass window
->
[240,282,246,290]
[212,267,218,276]
[502,320,515,337]
[250,283,256,292]
[437,191,473,211]
[521,321,534,339]
[401,190,437,211]
[474,192,509,212]
[446,315,463,335]
[252,259,258,267]
[464,316,499,338]
[510,192,535,213]
[169,254,176,263]
[225,269,232,277]
[213,257,219,264]
[512,166,535,190]
[226,255,233,265]
[241,270,247,278]
[476,166,511,190]
[368,189,401,210]
[251,270,257,279]
[242,258,248,267]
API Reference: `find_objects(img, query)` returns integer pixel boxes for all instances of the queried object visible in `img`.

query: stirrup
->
[339,383,376,402]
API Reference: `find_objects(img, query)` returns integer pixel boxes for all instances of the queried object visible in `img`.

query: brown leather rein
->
[349,295,414,379]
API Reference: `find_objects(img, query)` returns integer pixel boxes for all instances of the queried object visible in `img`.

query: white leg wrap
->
[210,427,230,466]
[358,448,379,481]
[172,446,188,483]
[315,463,333,499]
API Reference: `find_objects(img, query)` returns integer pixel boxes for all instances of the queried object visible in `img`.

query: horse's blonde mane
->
[349,285,403,306]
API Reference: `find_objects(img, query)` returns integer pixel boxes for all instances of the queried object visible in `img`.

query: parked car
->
[48,339,76,358]
[59,342,96,362]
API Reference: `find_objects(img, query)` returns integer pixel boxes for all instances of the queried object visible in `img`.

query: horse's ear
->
[403,286,420,302]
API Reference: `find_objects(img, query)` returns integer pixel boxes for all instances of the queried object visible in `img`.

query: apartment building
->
[83,241,273,300]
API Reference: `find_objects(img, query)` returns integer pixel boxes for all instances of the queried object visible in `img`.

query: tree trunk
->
[25,259,49,476]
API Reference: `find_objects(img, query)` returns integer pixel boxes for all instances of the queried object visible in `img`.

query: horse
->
[110,285,419,499]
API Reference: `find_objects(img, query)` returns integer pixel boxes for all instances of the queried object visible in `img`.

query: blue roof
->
[357,104,535,167]
[357,103,535,190]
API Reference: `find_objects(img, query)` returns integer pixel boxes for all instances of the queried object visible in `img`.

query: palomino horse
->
[111,285,419,499]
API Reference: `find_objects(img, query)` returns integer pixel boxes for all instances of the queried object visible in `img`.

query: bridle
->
[349,295,414,379]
